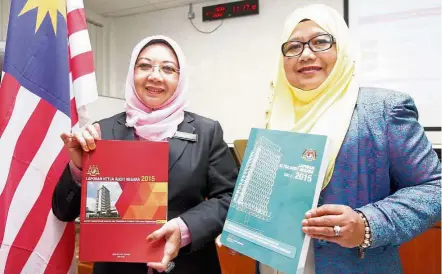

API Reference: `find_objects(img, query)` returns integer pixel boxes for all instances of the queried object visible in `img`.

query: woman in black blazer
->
[52,35,237,274]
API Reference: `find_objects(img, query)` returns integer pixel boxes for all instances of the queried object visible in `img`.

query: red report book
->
[79,140,168,263]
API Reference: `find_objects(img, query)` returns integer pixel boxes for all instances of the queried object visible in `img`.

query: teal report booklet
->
[221,128,331,274]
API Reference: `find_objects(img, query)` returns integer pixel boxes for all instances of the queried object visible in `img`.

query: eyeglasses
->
[281,34,335,57]
[135,63,180,76]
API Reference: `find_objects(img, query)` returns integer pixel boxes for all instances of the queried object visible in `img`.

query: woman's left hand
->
[146,220,181,272]
[215,234,239,255]
[301,204,365,248]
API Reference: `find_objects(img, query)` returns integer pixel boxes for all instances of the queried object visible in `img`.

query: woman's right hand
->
[60,124,101,169]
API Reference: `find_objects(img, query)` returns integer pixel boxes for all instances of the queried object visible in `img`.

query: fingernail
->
[90,143,96,150]
[302,227,308,233]
[301,219,308,226]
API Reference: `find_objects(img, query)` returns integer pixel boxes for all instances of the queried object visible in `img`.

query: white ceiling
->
[84,0,214,17]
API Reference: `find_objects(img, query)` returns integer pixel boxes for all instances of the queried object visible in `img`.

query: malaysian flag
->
[0,0,98,272]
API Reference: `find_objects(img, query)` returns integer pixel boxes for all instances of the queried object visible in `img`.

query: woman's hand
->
[215,234,239,255]
[146,220,181,272]
[60,124,101,169]
[301,204,365,248]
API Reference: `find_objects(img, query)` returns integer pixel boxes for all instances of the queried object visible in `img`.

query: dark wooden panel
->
[399,222,441,274]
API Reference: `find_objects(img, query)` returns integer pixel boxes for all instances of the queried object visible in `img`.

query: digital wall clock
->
[202,0,259,21]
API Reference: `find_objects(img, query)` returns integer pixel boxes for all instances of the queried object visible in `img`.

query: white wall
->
[88,95,125,123]
[108,0,344,143]
[85,8,111,95]
[0,0,10,41]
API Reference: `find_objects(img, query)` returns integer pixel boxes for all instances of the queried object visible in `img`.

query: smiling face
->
[133,43,180,109]
[283,20,337,91]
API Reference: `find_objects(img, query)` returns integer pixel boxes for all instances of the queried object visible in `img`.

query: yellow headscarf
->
[266,4,359,190]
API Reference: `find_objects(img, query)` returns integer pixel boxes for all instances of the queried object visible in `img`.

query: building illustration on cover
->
[232,136,282,222]
[86,182,121,219]
[96,185,111,214]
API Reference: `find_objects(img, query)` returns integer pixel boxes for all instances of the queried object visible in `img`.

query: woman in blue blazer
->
[250,4,441,274]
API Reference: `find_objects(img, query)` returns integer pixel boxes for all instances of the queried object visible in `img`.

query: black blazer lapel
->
[112,112,194,171]
[113,114,135,141]
[168,113,195,171]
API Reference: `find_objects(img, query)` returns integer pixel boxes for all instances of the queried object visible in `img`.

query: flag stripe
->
[68,46,72,73]
[67,8,87,36]
[20,211,67,273]
[69,73,74,99]
[1,111,70,273]
[0,245,11,273]
[71,98,79,127]
[71,51,95,81]
[0,88,40,203]
[67,0,85,14]
[73,73,99,108]
[42,222,76,274]
[0,99,57,247]
[68,30,92,58]
[0,73,21,138]
[68,254,76,274]
[3,149,69,274]
[69,71,79,127]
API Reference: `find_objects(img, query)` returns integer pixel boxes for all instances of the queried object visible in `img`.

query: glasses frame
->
[134,63,180,77]
[281,34,336,57]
